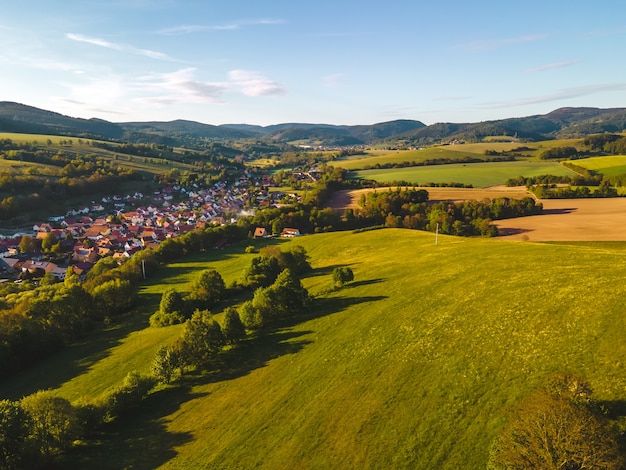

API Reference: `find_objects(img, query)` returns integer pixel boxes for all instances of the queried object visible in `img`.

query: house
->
[253,227,268,238]
[280,228,301,238]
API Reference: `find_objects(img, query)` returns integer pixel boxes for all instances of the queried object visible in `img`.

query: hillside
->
[1,101,624,148]
[4,230,626,468]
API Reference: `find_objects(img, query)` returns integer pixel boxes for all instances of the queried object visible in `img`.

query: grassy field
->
[3,230,626,468]
[568,155,626,176]
[332,147,490,170]
[332,138,585,171]
[351,160,576,187]
[0,132,198,176]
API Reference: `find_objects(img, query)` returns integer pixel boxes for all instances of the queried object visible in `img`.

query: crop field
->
[328,186,533,211]
[351,160,575,187]
[495,197,626,241]
[568,155,626,176]
[3,230,626,468]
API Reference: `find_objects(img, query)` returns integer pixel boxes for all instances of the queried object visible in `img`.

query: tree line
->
[0,243,326,469]
[352,187,541,237]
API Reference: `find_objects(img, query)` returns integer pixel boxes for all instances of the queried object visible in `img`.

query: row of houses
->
[0,174,266,282]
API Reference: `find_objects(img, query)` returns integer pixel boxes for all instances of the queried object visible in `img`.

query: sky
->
[1,0,625,127]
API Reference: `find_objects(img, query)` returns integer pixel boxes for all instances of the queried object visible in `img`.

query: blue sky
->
[1,0,625,126]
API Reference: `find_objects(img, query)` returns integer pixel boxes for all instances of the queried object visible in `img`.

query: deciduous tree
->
[488,376,622,470]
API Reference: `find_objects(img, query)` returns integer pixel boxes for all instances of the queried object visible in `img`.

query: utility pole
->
[435,222,439,246]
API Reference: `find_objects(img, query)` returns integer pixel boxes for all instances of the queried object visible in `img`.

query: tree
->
[159,288,185,317]
[151,345,179,384]
[488,376,622,470]
[241,255,282,288]
[271,268,310,316]
[150,288,188,326]
[21,391,81,460]
[176,310,225,369]
[19,235,36,254]
[91,278,135,317]
[187,269,225,309]
[332,267,354,288]
[221,307,246,346]
[40,232,58,253]
[0,399,31,469]
[64,267,80,288]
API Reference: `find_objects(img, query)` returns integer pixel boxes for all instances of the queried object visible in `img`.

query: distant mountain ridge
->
[0,101,624,148]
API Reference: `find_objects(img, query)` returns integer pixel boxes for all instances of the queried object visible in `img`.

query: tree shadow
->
[53,386,202,469]
[497,227,534,236]
[51,290,388,468]
[0,310,154,400]
[597,399,626,420]
[347,278,385,288]
[542,207,577,215]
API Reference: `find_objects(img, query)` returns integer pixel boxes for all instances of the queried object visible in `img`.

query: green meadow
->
[569,155,626,176]
[333,147,489,170]
[3,230,626,468]
[0,132,198,176]
[351,160,576,187]
[332,138,586,171]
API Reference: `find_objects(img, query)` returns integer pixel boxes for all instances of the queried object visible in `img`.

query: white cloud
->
[524,60,580,73]
[134,68,228,105]
[484,83,626,108]
[228,70,287,97]
[457,34,548,53]
[157,18,285,35]
[323,73,345,88]
[66,33,174,61]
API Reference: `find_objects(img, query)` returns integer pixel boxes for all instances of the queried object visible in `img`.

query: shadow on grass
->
[304,262,361,279]
[597,399,626,420]
[54,290,388,468]
[53,386,202,469]
[347,278,385,288]
[0,309,155,400]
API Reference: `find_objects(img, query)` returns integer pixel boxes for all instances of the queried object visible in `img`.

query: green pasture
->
[568,155,626,176]
[351,160,575,187]
[3,230,626,468]
[333,147,490,170]
[333,139,585,171]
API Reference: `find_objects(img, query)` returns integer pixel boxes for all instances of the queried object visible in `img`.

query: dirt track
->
[328,187,626,242]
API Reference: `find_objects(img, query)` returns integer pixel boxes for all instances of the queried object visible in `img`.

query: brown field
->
[495,198,626,241]
[328,186,533,211]
[328,187,626,241]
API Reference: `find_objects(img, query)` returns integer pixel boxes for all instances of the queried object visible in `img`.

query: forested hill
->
[0,101,625,147]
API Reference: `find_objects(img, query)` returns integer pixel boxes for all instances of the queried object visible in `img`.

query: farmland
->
[570,155,626,176]
[350,160,576,187]
[3,230,626,468]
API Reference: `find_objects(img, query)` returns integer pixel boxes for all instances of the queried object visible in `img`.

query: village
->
[0,169,301,284]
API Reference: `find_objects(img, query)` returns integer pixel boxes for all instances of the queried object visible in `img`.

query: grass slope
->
[4,230,626,468]
[352,161,574,187]
[570,155,626,176]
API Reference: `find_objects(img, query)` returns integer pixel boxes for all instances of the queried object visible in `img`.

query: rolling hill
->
[0,101,625,148]
[4,230,626,468]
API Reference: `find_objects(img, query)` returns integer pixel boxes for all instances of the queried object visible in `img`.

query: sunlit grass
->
[569,155,626,176]
[4,230,626,468]
[351,160,575,187]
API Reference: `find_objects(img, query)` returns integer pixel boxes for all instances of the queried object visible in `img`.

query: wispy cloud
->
[457,34,548,53]
[134,68,228,105]
[66,33,174,61]
[525,60,579,73]
[157,19,285,35]
[323,73,345,88]
[484,83,626,108]
[228,70,287,97]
